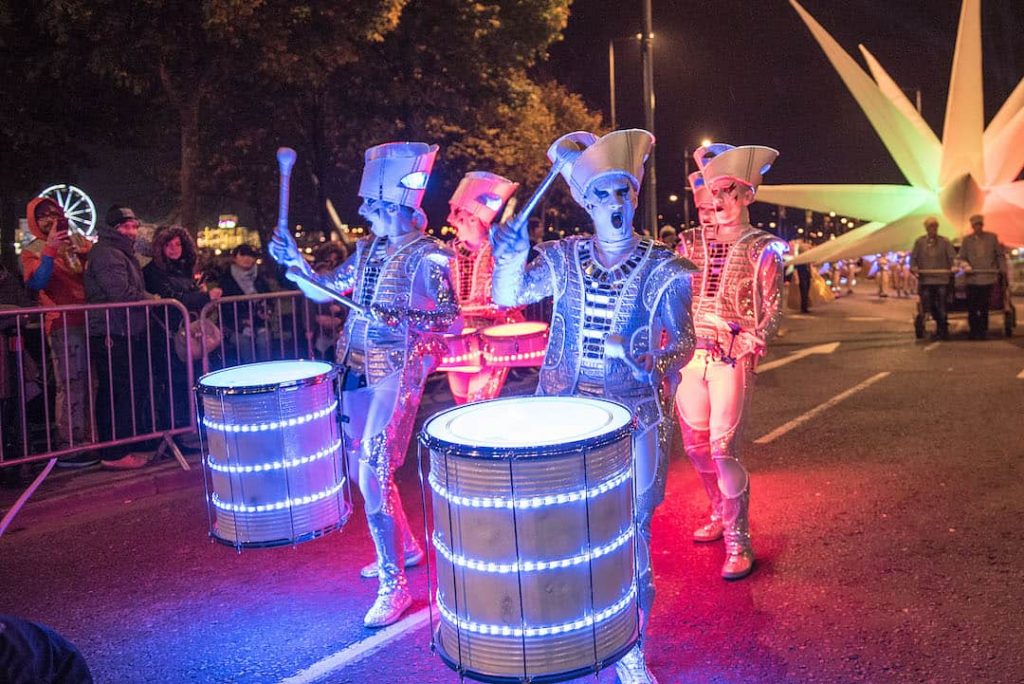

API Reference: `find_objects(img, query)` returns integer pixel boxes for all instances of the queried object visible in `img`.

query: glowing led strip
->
[483,349,546,364]
[203,401,338,433]
[442,351,481,365]
[207,439,342,474]
[433,526,633,573]
[437,582,636,637]
[210,479,345,513]
[429,469,630,510]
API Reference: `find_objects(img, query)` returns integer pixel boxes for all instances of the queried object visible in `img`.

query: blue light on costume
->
[433,526,634,574]
[202,401,337,432]
[428,468,630,510]
[206,439,342,474]
[436,583,637,638]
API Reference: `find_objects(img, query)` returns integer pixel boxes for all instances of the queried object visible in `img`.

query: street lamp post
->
[608,40,617,130]
[640,0,656,235]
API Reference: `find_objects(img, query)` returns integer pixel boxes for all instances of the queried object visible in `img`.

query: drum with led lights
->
[437,328,483,373]
[479,321,549,368]
[198,360,350,548]
[421,396,638,683]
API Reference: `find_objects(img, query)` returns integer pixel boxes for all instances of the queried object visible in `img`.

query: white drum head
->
[423,396,632,455]
[199,360,335,393]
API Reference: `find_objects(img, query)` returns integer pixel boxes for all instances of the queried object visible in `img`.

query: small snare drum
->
[437,328,483,373]
[480,321,548,368]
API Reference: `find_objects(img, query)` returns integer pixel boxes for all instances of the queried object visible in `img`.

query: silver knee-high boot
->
[360,484,425,579]
[720,484,753,580]
[363,509,413,627]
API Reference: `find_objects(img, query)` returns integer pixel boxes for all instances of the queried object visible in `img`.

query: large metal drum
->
[421,396,638,683]
[198,360,350,548]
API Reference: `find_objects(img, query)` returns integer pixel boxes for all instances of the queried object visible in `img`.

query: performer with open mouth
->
[269,142,458,628]
[491,129,696,684]
[675,143,786,581]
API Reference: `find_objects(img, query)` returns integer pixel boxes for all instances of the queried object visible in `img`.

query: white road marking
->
[924,341,941,352]
[278,607,432,684]
[754,371,891,444]
[846,316,885,321]
[757,342,841,373]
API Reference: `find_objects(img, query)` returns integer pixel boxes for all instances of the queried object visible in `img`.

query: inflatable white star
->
[760,0,1024,263]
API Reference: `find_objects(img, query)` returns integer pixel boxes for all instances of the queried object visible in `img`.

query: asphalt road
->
[2,286,1022,684]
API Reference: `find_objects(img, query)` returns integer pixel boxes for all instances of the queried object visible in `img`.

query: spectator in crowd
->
[958,214,1006,340]
[215,244,272,363]
[1,262,43,484]
[313,241,348,271]
[20,198,96,468]
[910,217,956,340]
[0,613,94,683]
[144,225,222,431]
[659,224,678,251]
[84,205,154,470]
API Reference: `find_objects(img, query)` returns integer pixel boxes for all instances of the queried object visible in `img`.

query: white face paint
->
[447,206,488,247]
[710,177,754,230]
[359,198,417,239]
[585,175,637,244]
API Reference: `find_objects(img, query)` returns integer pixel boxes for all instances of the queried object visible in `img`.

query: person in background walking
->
[910,217,956,340]
[958,214,1006,340]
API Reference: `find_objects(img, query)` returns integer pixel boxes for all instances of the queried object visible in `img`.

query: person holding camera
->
[21,197,96,468]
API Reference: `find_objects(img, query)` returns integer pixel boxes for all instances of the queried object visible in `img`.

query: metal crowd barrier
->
[197,290,344,375]
[0,299,197,471]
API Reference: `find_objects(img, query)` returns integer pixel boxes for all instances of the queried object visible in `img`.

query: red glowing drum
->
[480,321,549,368]
[422,396,638,683]
[438,328,483,372]
[198,360,350,548]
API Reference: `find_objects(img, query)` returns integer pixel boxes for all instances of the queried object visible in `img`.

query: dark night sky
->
[73,0,1023,230]
[546,0,1024,219]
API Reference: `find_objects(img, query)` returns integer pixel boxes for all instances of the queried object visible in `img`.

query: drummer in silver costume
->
[675,143,786,581]
[445,171,521,403]
[270,142,457,628]
[491,129,695,684]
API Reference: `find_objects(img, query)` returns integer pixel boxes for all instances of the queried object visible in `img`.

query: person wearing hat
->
[444,170,520,403]
[84,205,155,470]
[674,144,787,581]
[270,141,458,628]
[20,197,96,467]
[910,217,956,340]
[491,129,696,684]
[958,214,1006,340]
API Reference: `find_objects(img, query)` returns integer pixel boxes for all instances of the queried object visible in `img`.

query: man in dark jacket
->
[84,206,155,470]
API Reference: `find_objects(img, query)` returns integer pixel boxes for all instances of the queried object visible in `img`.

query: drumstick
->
[286,266,367,316]
[604,333,651,382]
[276,147,297,242]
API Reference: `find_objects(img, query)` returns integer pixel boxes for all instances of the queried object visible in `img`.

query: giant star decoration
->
[758,0,1024,264]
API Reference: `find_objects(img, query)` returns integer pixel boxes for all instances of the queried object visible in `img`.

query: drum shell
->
[427,404,637,682]
[438,329,483,372]
[480,323,549,368]
[199,362,348,548]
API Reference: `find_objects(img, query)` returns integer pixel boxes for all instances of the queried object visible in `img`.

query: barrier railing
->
[198,290,344,375]
[0,299,196,470]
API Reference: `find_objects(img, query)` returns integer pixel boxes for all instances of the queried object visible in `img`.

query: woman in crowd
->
[144,226,222,431]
